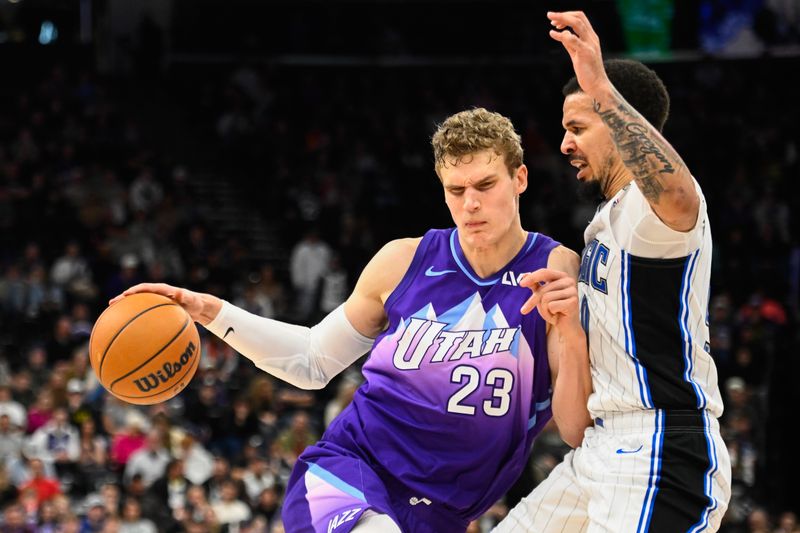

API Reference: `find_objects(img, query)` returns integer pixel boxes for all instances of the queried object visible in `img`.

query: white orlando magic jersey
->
[578,179,723,419]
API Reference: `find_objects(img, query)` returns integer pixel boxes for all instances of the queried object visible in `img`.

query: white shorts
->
[494,409,731,533]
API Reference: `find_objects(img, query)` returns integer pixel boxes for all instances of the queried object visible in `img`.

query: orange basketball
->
[89,293,201,405]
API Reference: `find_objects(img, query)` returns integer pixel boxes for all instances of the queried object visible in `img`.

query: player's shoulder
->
[547,245,580,264]
[357,237,423,303]
[375,236,423,262]
[547,245,580,277]
[366,237,423,279]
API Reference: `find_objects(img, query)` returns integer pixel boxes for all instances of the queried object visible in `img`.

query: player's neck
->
[460,225,528,278]
[603,168,633,200]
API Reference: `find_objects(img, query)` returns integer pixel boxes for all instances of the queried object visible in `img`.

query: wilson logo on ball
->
[132,341,196,392]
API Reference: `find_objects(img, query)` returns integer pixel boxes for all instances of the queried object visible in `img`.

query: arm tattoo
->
[593,98,682,203]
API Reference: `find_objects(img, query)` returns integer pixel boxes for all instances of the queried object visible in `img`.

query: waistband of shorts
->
[592,409,720,434]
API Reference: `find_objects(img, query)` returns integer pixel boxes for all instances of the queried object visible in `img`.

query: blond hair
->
[431,107,523,176]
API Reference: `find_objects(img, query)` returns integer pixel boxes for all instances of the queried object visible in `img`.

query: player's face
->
[561,92,619,199]
[439,149,527,249]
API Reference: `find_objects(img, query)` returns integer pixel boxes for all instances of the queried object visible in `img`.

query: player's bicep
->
[345,237,421,338]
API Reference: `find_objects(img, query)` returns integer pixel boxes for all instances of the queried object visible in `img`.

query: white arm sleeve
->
[204,302,374,390]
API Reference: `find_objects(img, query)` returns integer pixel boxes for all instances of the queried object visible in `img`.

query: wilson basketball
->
[89,292,201,405]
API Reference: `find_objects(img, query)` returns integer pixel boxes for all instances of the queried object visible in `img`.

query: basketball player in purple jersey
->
[112,108,593,532]
[494,12,731,532]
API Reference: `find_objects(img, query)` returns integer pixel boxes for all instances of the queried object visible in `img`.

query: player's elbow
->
[559,428,585,449]
[254,358,332,390]
[554,412,592,448]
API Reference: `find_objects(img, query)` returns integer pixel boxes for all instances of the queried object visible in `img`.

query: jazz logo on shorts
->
[327,507,362,532]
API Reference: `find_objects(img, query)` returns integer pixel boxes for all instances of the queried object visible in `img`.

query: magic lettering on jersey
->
[579,238,610,294]
[392,317,519,370]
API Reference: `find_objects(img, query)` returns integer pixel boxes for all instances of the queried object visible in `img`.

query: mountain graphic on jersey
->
[372,292,527,413]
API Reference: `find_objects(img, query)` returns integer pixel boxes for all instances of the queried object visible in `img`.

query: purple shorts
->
[281,443,470,533]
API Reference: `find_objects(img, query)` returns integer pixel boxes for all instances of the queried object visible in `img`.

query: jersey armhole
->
[383,230,436,312]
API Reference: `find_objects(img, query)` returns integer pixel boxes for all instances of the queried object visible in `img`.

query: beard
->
[577,178,605,203]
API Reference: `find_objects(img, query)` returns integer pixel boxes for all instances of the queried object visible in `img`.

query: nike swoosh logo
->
[616,445,643,454]
[223,327,235,339]
[425,266,457,277]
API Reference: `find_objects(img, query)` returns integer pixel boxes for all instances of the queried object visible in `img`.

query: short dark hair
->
[562,59,670,132]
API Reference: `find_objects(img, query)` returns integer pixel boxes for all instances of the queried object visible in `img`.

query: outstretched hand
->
[548,11,610,96]
[519,268,580,328]
[109,283,208,323]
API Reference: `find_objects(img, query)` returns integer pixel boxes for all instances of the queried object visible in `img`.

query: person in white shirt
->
[123,429,170,488]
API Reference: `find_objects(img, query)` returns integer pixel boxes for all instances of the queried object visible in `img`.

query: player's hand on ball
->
[519,268,579,328]
[110,283,206,323]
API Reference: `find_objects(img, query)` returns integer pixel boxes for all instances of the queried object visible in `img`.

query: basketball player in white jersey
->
[494,11,731,532]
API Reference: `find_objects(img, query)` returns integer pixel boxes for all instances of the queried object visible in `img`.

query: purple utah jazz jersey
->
[319,228,559,521]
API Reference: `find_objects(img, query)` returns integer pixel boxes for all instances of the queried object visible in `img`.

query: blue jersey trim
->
[679,250,706,409]
[688,411,720,533]
[306,463,367,502]
[448,229,538,287]
[621,250,653,408]
[449,230,497,286]
[637,409,664,533]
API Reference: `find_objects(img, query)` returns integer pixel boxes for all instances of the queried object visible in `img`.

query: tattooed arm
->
[548,10,700,231]
[592,87,699,230]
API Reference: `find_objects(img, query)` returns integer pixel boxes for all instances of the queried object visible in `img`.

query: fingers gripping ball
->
[89,293,201,405]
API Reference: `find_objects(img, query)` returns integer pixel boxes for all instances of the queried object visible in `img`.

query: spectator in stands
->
[211,479,252,533]
[147,458,190,531]
[119,497,157,533]
[178,483,215,526]
[16,457,60,509]
[274,411,317,467]
[79,494,107,533]
[65,379,95,430]
[288,227,331,323]
[25,388,55,434]
[109,411,148,468]
[174,430,214,486]
[49,241,95,301]
[323,371,361,428]
[46,316,79,364]
[241,453,276,505]
[0,503,35,533]
[0,414,24,467]
[0,385,26,431]
[123,429,170,488]
[255,264,289,320]
[26,406,80,478]
[36,499,60,533]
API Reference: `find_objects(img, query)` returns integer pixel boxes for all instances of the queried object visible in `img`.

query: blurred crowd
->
[1,47,799,533]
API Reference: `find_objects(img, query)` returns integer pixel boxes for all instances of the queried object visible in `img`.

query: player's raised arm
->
[549,10,699,231]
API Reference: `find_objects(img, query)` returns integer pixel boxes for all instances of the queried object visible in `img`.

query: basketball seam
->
[109,315,192,390]
[98,303,177,379]
[110,344,200,400]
